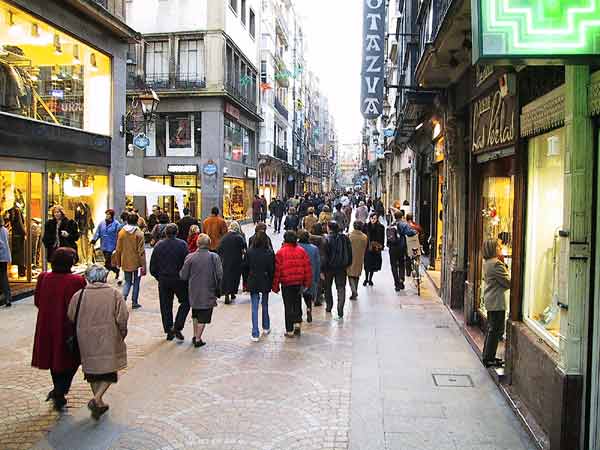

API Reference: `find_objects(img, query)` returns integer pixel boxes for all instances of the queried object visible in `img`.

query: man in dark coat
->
[217,223,247,304]
[177,208,199,241]
[271,198,286,233]
[322,221,352,319]
[149,224,191,341]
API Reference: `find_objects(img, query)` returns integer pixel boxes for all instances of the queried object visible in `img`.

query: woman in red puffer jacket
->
[272,231,312,337]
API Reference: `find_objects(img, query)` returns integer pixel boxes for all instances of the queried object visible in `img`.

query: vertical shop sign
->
[360,0,385,119]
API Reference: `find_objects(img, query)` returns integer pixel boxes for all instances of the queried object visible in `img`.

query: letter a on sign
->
[360,0,385,119]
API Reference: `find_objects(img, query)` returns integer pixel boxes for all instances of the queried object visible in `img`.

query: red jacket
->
[187,232,199,253]
[272,243,312,292]
[31,272,87,371]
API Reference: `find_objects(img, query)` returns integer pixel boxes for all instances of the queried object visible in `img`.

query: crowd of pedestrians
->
[25,190,428,421]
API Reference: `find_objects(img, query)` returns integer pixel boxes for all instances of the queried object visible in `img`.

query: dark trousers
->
[302,291,312,312]
[389,247,406,288]
[482,310,506,362]
[0,262,11,304]
[348,276,359,298]
[50,367,78,399]
[103,251,119,277]
[158,278,191,333]
[282,285,302,332]
[324,270,347,316]
[274,215,283,232]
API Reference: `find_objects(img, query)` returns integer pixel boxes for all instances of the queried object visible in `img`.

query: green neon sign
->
[472,0,600,62]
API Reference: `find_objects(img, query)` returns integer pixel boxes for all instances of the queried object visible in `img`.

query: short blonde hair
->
[189,224,200,236]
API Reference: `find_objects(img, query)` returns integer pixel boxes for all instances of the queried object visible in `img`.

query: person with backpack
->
[387,210,417,291]
[323,221,353,319]
[284,207,300,232]
[150,213,170,247]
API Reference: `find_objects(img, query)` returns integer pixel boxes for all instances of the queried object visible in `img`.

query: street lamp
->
[139,88,160,123]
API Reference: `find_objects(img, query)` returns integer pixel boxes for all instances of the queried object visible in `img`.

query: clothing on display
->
[4,201,26,277]
[75,202,94,264]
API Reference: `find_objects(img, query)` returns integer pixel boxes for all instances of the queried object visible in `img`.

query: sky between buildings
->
[295,0,363,149]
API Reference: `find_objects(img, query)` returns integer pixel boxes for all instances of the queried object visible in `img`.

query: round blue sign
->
[133,133,150,149]
[203,163,218,176]
[384,128,395,137]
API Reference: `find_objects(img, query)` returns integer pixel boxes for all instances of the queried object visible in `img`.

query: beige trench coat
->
[347,229,368,278]
[68,283,129,374]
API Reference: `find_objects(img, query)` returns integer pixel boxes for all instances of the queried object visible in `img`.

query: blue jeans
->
[123,271,141,305]
[250,292,270,337]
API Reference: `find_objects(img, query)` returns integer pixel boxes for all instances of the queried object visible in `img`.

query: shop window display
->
[0,170,42,282]
[523,128,565,345]
[223,178,253,221]
[0,0,111,135]
[47,168,108,268]
[145,175,201,220]
[479,175,514,315]
[225,118,255,165]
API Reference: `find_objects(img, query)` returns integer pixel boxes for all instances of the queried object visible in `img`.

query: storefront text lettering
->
[472,90,515,154]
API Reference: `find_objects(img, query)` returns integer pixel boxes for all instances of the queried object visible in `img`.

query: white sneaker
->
[262,329,271,336]
[251,336,260,342]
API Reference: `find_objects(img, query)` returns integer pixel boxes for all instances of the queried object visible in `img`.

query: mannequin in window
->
[75,202,94,264]
[5,200,26,277]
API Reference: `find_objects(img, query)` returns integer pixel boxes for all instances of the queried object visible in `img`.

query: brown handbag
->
[369,241,383,252]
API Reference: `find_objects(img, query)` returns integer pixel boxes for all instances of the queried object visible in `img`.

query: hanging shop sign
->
[168,164,198,174]
[246,168,257,179]
[360,0,385,119]
[383,128,395,137]
[133,133,150,149]
[203,161,218,176]
[471,79,517,155]
[472,0,600,64]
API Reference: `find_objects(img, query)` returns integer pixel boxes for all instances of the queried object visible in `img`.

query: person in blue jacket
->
[92,209,122,284]
[298,229,321,323]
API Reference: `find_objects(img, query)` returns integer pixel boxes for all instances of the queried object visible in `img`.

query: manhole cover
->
[432,374,474,387]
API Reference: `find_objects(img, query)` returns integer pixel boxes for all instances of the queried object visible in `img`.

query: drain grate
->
[432,373,474,387]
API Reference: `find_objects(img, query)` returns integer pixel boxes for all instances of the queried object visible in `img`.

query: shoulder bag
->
[65,289,85,356]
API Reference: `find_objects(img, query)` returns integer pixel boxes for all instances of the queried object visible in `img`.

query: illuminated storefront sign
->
[472,0,600,63]
[168,164,198,174]
[360,0,385,119]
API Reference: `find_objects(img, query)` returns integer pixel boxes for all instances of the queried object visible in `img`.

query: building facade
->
[380,0,600,449]
[125,0,261,222]
[0,0,134,299]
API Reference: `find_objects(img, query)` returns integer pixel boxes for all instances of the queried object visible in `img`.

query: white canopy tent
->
[125,174,185,215]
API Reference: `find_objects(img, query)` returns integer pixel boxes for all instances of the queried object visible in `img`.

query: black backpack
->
[327,234,352,270]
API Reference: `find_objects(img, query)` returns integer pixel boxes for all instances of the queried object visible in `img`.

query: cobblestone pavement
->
[0,223,536,450]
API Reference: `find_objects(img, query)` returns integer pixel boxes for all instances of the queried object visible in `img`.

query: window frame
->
[229,0,238,14]
[145,40,169,82]
[177,38,204,82]
[249,8,256,38]
[241,0,247,25]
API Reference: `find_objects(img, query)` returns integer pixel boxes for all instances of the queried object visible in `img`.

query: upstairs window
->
[241,0,247,24]
[178,39,204,81]
[145,41,169,82]
[250,9,256,38]
[230,0,237,14]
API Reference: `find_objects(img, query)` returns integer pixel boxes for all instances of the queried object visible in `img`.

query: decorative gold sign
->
[472,87,516,154]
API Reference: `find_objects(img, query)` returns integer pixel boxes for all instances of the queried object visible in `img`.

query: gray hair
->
[197,233,211,249]
[85,264,109,283]
[228,221,241,233]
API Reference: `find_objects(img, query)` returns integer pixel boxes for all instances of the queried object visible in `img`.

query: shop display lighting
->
[89,52,98,71]
[72,44,80,65]
[31,23,39,38]
[53,34,62,55]
[64,178,93,197]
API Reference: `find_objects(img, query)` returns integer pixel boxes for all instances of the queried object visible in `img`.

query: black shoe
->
[166,332,175,341]
[5,301,11,307]
[307,309,312,323]
[483,358,504,368]
[293,326,301,336]
[53,395,67,411]
[192,337,206,348]
[174,330,184,341]
[46,390,55,402]
[231,294,236,300]
[350,295,357,300]
[368,280,374,286]
[132,303,142,309]
[399,282,405,290]
[117,280,123,286]
[325,308,332,313]
[224,295,231,305]
[363,280,368,286]
[395,286,401,292]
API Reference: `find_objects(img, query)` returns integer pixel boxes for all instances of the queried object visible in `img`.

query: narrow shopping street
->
[0,224,536,450]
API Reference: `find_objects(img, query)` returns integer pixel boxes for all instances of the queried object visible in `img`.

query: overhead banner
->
[472,0,600,63]
[360,0,385,119]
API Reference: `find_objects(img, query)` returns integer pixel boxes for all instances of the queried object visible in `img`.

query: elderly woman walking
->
[68,265,129,419]
[481,238,511,368]
[217,221,247,304]
[31,248,86,410]
[180,234,223,347]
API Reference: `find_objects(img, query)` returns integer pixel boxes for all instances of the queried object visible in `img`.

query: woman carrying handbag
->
[364,213,385,286]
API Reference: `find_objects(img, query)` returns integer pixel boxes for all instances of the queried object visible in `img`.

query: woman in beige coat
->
[68,265,129,419]
[347,221,368,300]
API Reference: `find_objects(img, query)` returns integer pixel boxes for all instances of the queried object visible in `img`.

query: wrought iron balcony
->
[225,81,258,113]
[274,98,289,120]
[275,145,289,162]
[145,73,171,90]
[175,72,206,89]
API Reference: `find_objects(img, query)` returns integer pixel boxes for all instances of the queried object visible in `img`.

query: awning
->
[125,174,185,215]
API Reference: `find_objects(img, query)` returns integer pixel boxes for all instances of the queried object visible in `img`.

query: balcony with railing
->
[275,145,289,162]
[127,71,206,92]
[225,81,258,113]
[175,72,207,89]
[274,97,289,120]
